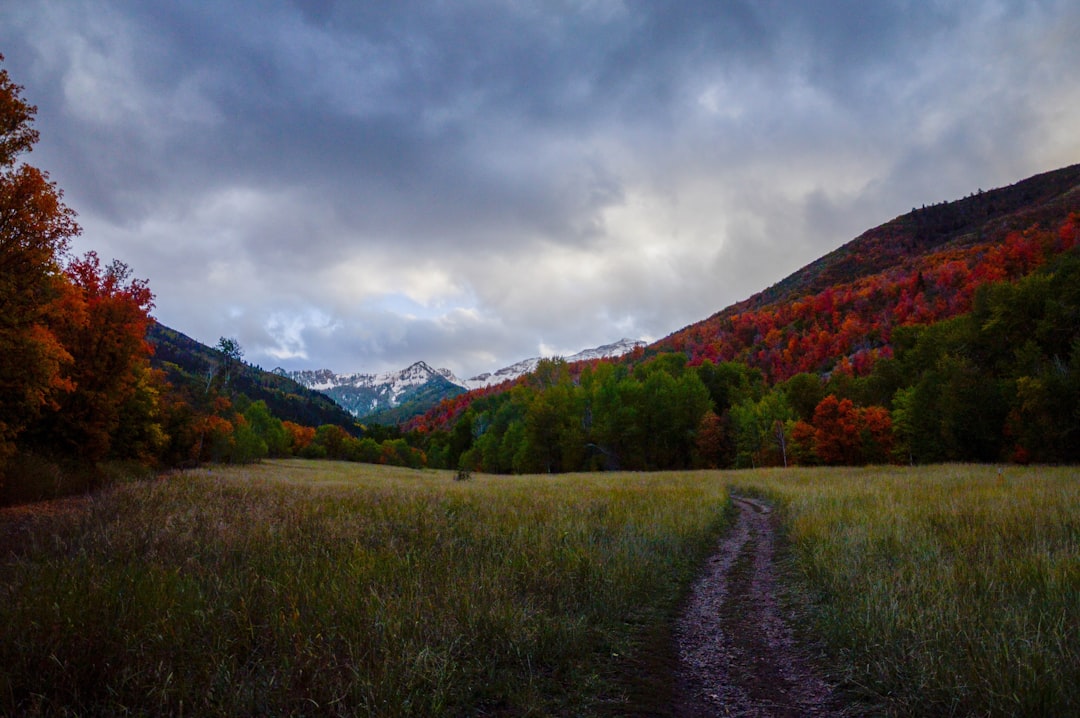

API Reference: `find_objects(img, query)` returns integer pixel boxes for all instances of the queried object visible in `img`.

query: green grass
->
[0,460,729,716]
[730,464,1080,716]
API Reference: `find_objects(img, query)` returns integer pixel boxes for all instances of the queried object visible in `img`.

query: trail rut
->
[673,495,854,717]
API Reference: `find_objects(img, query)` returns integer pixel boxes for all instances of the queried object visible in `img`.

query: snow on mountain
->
[275,338,644,420]
[460,338,645,389]
[275,361,463,418]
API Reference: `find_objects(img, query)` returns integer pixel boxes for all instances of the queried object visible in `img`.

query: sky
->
[3,1,1080,379]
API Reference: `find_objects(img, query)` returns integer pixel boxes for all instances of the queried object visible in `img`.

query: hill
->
[147,323,359,432]
[654,163,1080,380]
[405,163,1080,470]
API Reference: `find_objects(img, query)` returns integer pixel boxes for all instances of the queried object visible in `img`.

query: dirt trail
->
[673,495,852,717]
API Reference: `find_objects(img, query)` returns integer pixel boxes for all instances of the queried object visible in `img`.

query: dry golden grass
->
[2,461,1076,716]
[730,464,1080,716]
[0,460,729,716]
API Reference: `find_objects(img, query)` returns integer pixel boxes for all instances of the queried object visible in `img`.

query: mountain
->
[653,163,1080,381]
[276,361,467,420]
[147,323,359,432]
[280,338,645,422]
[412,163,1080,435]
[460,338,645,389]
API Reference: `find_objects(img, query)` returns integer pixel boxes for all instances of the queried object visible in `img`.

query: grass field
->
[731,464,1080,716]
[0,461,730,716]
[1,461,1077,716]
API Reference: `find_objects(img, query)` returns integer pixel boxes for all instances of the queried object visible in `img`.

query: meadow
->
[0,461,1077,716]
[732,464,1080,716]
[0,461,730,716]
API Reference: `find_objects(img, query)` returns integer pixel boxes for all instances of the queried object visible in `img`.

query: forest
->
[2,54,1079,505]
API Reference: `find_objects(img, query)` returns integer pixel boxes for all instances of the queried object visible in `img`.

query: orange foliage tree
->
[0,56,81,467]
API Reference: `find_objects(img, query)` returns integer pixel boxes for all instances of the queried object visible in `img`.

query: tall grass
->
[732,464,1080,716]
[5,462,1076,715]
[0,460,729,716]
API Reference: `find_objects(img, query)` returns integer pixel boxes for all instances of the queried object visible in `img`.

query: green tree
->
[214,336,244,389]
[779,372,825,422]
[313,424,350,460]
[590,366,646,469]
[696,360,763,414]
[730,391,794,468]
[230,417,267,464]
[521,376,583,473]
[244,400,291,457]
[890,386,917,464]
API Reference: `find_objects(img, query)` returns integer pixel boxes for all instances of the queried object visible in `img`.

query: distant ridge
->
[279,338,645,421]
[275,362,467,420]
[460,338,645,390]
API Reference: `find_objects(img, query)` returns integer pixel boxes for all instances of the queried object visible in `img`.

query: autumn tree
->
[0,57,81,470]
[694,411,731,468]
[282,420,316,455]
[811,395,861,465]
[31,252,158,462]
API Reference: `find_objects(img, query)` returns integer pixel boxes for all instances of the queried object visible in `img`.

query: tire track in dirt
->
[673,495,852,717]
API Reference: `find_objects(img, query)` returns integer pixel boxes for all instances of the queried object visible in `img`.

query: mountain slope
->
[654,163,1080,380]
[147,323,358,431]
[742,163,1080,313]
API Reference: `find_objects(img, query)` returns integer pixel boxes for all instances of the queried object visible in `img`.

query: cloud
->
[2,0,1079,378]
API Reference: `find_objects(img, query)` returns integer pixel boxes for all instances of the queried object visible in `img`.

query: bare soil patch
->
[673,495,857,717]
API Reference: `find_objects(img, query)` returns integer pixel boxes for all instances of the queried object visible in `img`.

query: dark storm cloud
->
[2,0,1078,376]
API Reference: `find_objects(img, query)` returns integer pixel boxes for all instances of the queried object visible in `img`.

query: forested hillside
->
[657,164,1080,380]
[408,168,1080,471]
[147,323,358,431]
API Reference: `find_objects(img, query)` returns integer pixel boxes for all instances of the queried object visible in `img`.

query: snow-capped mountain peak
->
[461,337,645,389]
[275,338,644,419]
[274,361,464,418]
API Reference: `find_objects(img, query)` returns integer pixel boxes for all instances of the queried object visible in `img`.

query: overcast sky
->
[3,1,1079,378]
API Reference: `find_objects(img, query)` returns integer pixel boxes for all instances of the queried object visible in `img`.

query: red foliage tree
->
[858,405,894,464]
[812,395,861,465]
[282,421,316,454]
[38,252,156,461]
